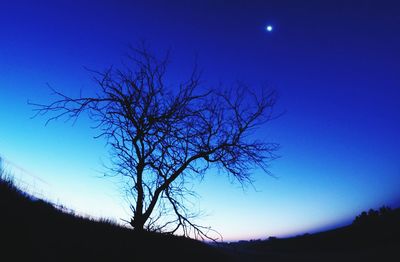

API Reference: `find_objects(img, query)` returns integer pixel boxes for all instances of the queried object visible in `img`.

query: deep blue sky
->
[1,0,400,240]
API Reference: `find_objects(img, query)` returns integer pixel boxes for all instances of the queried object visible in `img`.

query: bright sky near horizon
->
[1,0,400,241]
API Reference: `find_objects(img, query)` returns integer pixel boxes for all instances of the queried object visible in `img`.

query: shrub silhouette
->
[353,206,393,225]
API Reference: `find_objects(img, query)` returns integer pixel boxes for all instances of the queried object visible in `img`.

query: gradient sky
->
[1,0,400,241]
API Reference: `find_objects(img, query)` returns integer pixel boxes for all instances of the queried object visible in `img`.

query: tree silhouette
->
[30,46,279,240]
[353,206,393,225]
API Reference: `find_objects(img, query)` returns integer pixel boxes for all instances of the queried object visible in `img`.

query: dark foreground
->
[1,175,399,261]
[222,210,400,261]
[0,176,230,261]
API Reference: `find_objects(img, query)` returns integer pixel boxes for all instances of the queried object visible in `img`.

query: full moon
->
[265,25,273,32]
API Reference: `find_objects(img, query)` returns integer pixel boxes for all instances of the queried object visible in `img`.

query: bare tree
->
[30,46,279,240]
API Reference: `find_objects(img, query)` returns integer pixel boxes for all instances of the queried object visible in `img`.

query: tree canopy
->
[30,46,279,240]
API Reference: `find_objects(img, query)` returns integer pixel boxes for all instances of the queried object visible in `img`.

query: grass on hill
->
[0,170,232,262]
[2,167,400,262]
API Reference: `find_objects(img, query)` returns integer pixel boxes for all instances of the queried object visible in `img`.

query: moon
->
[265,25,273,32]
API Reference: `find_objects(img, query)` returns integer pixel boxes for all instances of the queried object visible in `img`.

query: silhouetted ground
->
[0,175,232,262]
[1,174,400,261]
[221,207,400,261]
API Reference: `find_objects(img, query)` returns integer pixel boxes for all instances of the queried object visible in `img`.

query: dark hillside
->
[0,176,231,262]
[2,173,400,262]
[224,207,400,261]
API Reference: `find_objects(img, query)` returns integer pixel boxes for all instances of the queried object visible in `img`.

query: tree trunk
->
[131,215,145,233]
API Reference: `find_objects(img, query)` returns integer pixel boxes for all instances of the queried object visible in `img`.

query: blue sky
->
[1,0,399,241]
